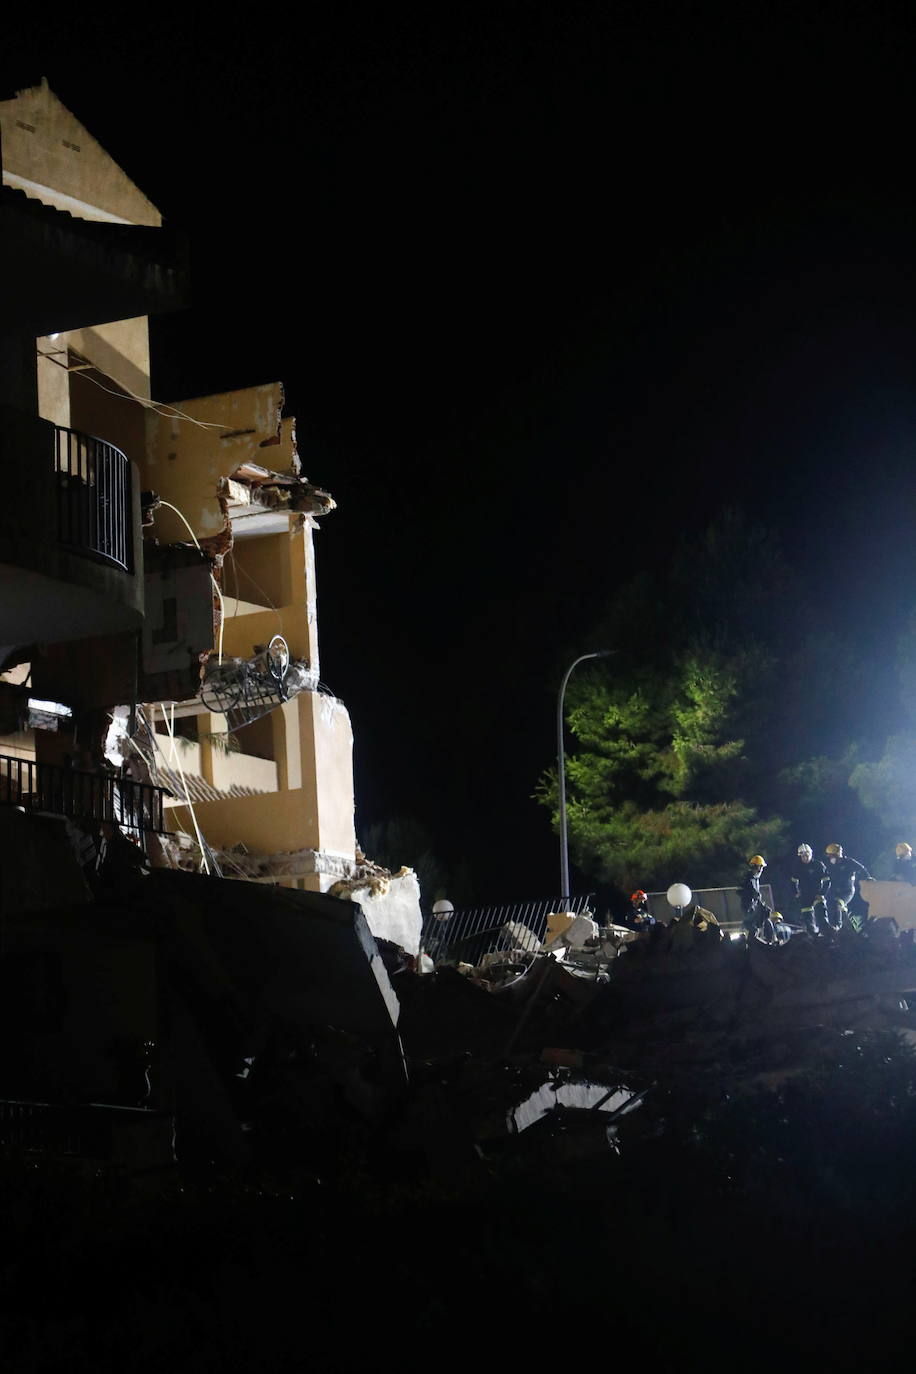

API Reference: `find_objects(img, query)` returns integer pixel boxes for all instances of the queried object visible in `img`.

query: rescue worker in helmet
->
[894,843,916,884]
[740,855,777,944]
[823,843,873,930]
[790,843,828,936]
[625,889,656,931]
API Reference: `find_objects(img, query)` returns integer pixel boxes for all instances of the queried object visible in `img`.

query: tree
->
[848,607,916,869]
[537,510,832,891]
[540,643,786,891]
[539,506,902,891]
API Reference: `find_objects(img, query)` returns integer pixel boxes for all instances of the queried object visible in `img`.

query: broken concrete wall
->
[354,869,424,957]
[142,383,287,542]
[302,691,356,861]
[860,880,916,929]
[139,867,406,1079]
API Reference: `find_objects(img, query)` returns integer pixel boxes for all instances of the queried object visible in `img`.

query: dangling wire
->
[36,346,230,430]
[159,701,210,875]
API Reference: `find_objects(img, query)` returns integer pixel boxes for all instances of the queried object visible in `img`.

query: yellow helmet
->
[897,843,912,859]
[748,855,767,868]
[825,843,843,857]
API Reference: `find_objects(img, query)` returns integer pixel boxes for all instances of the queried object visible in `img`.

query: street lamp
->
[557,650,614,902]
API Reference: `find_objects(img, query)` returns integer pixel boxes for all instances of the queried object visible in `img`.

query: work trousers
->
[825,894,851,930]
[744,904,775,944]
[796,897,824,936]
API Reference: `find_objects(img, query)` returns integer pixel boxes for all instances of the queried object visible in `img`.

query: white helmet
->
[797,843,813,859]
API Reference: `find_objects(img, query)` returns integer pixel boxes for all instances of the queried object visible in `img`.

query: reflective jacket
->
[791,858,828,906]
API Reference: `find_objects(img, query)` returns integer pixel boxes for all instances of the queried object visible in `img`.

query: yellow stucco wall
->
[36,335,71,428]
[142,384,286,541]
[1,83,357,873]
[229,533,293,611]
[169,789,316,855]
[219,524,318,675]
[300,691,356,858]
[211,749,278,795]
[0,84,155,443]
[0,80,161,226]
[143,382,354,865]
[0,85,155,432]
[68,319,152,403]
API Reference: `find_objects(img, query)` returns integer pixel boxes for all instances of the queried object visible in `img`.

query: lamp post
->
[666,882,692,920]
[557,650,614,902]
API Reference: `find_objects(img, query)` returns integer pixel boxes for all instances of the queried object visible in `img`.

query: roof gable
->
[0,78,160,226]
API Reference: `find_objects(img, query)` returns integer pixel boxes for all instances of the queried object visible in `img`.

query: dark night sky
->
[5,7,916,898]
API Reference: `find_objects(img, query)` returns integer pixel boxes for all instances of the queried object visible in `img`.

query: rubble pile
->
[4,812,916,1203]
[3,840,916,1368]
[388,916,916,1181]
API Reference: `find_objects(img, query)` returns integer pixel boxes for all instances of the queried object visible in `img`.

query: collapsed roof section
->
[160,833,424,956]
[142,382,334,546]
[219,462,335,541]
[140,383,334,718]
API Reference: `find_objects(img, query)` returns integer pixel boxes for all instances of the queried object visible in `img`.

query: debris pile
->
[386,912,916,1177]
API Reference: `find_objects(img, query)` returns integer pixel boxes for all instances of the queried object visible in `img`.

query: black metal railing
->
[54,425,133,572]
[0,1100,174,1166]
[0,754,167,833]
[420,893,595,966]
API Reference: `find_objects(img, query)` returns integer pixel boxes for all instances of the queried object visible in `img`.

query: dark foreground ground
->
[3,1025,916,1373]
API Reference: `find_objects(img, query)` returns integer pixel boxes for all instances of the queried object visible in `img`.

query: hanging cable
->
[36,347,229,430]
[224,552,285,636]
[159,701,210,875]
[127,707,222,878]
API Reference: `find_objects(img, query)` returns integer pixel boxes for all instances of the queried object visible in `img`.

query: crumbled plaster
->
[104,704,131,767]
[351,870,423,956]
[160,834,423,955]
[318,693,348,727]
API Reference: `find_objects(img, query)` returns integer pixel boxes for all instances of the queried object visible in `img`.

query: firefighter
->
[823,843,873,930]
[740,855,777,944]
[625,889,655,930]
[790,843,828,936]
[894,843,916,883]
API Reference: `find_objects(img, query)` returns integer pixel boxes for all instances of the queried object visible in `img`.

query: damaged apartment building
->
[0,80,415,1168]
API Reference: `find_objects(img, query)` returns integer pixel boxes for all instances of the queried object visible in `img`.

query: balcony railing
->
[0,754,167,834]
[420,893,595,966]
[0,1100,175,1169]
[54,425,133,572]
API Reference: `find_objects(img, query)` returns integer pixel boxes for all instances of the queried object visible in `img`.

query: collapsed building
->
[6,79,915,1191]
[0,79,418,1170]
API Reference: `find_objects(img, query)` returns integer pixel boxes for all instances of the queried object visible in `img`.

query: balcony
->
[0,408,143,646]
[55,425,133,572]
[0,753,168,836]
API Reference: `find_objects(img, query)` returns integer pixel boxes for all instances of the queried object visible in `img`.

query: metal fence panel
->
[421,893,595,965]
